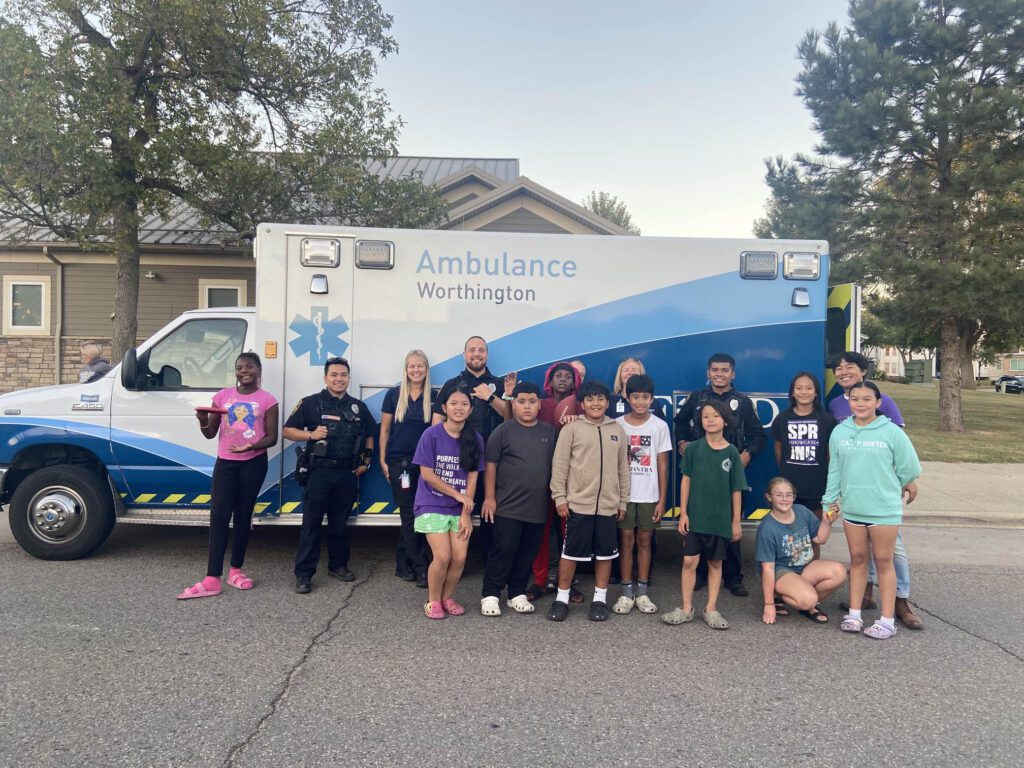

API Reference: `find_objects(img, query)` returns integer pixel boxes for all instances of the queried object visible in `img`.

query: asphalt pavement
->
[2,518,1022,768]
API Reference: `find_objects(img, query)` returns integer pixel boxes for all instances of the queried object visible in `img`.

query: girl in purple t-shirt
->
[412,387,485,619]
[176,353,279,599]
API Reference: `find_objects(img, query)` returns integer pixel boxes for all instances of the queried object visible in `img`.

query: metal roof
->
[1,156,521,246]
[365,156,519,185]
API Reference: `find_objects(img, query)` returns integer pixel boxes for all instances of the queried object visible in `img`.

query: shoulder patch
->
[290,400,304,417]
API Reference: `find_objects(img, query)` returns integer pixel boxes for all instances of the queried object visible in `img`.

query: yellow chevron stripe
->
[747,507,771,521]
[281,502,301,514]
[254,503,270,514]
[134,493,157,503]
[163,494,186,504]
[663,506,680,519]
[193,494,211,504]
[364,502,388,514]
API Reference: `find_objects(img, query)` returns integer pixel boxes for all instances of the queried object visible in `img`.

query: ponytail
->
[458,426,480,472]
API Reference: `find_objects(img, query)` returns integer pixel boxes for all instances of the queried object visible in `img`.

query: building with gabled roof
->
[0,156,627,392]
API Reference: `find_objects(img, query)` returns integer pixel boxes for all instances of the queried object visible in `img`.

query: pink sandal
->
[442,597,466,616]
[227,571,254,590]
[176,581,221,600]
[424,601,445,620]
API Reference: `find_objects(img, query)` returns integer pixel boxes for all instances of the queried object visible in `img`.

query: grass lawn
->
[876,380,1024,463]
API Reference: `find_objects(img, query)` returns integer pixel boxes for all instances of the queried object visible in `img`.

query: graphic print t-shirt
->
[212,388,278,461]
[755,504,821,575]
[770,408,836,501]
[616,414,672,503]
[412,423,486,517]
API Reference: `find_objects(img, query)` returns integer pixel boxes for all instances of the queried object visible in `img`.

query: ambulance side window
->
[145,318,247,390]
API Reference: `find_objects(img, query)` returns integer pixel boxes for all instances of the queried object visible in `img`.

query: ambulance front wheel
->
[9,465,116,560]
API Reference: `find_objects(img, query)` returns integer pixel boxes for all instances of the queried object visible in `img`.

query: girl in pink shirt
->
[177,353,279,599]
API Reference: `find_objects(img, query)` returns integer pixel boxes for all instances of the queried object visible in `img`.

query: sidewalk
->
[905,462,1024,527]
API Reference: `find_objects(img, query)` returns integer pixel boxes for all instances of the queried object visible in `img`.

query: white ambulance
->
[0,224,848,559]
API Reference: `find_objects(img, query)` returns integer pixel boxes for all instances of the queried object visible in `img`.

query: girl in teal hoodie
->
[823,381,921,640]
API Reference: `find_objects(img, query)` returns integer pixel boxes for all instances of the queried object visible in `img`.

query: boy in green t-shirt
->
[662,399,746,630]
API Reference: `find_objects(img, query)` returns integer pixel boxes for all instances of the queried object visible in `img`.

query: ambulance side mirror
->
[121,348,140,390]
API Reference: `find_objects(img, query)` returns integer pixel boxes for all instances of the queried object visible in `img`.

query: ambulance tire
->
[9,465,116,560]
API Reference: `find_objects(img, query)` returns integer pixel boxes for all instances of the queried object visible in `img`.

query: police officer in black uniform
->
[433,336,512,554]
[284,357,377,594]
[673,352,766,596]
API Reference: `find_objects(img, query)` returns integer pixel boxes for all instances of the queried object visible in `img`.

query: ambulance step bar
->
[116,509,401,527]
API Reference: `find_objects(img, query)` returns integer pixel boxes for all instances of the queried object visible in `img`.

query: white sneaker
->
[635,594,658,614]
[612,595,635,614]
[507,594,536,614]
[480,596,501,616]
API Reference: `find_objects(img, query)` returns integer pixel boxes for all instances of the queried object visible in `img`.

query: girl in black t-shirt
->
[770,372,836,559]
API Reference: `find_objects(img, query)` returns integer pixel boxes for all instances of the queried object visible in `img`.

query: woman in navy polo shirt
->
[379,350,435,587]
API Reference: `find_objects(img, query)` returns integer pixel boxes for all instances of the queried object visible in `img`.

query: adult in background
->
[433,336,513,554]
[379,349,434,588]
[829,351,923,630]
[284,357,376,594]
[78,341,112,383]
[606,357,669,422]
[673,353,766,596]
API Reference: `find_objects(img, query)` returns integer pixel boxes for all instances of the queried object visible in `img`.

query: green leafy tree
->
[861,293,937,369]
[795,0,1024,431]
[581,190,641,234]
[0,1,447,360]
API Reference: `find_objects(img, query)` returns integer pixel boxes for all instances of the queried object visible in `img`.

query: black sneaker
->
[328,567,355,582]
[395,568,416,582]
[295,578,312,594]
[589,601,610,622]
[547,600,569,622]
[415,572,428,588]
[727,582,749,597]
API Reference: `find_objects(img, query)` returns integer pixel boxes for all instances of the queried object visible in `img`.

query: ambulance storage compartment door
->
[274,233,356,506]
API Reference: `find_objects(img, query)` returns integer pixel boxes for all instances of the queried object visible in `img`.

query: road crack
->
[222,561,378,767]
[912,600,1024,663]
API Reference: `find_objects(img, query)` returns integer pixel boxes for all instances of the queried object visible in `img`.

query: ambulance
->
[0,224,856,559]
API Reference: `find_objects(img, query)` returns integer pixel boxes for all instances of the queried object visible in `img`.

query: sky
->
[374,0,852,237]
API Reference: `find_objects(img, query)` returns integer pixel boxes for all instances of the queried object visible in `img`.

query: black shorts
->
[561,511,619,561]
[682,532,728,561]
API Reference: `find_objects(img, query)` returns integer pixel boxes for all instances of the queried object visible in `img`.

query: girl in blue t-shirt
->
[755,477,846,625]
[412,387,486,620]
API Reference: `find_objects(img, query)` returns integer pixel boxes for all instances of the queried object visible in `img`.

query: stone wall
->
[61,337,114,384]
[0,337,57,393]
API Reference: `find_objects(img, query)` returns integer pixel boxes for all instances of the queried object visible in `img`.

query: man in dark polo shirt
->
[433,336,512,554]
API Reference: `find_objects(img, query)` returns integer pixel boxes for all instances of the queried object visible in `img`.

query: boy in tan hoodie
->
[547,380,630,622]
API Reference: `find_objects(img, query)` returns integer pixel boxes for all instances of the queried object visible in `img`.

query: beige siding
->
[474,208,571,234]
[64,263,255,339]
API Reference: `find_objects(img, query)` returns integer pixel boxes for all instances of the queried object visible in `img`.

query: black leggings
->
[207,453,268,577]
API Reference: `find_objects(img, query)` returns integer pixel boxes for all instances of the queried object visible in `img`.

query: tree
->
[795,0,1024,431]
[753,155,864,282]
[0,1,447,360]
[860,293,938,370]
[581,190,641,234]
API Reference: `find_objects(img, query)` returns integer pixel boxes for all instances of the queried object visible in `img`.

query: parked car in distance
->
[993,375,1024,394]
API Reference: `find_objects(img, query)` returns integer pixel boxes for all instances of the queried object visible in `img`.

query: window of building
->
[198,279,248,309]
[3,275,50,336]
[1011,359,1024,372]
